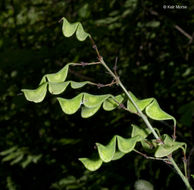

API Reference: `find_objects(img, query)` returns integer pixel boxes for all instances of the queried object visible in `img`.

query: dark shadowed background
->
[0,0,193,189]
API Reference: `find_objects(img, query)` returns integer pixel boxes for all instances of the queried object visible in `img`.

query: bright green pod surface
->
[48,82,69,95]
[79,157,103,171]
[76,24,90,41]
[127,92,153,113]
[62,17,78,37]
[155,134,186,157]
[57,93,83,115]
[22,83,47,103]
[62,17,90,41]
[117,135,141,153]
[81,104,101,118]
[131,124,151,139]
[145,100,176,127]
[46,64,70,83]
[70,81,90,89]
[96,136,116,163]
[103,94,125,111]
[111,151,125,161]
[83,93,110,108]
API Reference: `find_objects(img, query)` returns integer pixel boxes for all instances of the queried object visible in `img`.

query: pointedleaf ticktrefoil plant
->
[21,17,193,190]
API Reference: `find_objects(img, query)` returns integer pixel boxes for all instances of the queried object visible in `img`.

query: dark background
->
[0,0,193,189]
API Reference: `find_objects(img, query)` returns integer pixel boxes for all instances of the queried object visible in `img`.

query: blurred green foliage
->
[0,0,193,189]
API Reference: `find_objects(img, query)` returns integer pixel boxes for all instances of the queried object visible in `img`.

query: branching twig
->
[71,61,101,66]
[89,36,101,59]
[183,154,188,179]
[89,36,161,140]
[110,96,128,111]
[144,139,154,149]
[134,149,168,161]
[174,25,193,42]
[148,9,193,43]
[88,35,193,190]
[90,80,117,88]
[110,96,141,115]
[113,56,119,77]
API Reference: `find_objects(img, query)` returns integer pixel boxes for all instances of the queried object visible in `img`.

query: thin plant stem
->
[110,96,137,114]
[89,37,160,140]
[71,61,101,66]
[100,57,193,190]
[100,57,161,141]
[169,156,192,190]
[184,161,188,179]
[89,37,193,190]
[134,149,168,161]
[89,80,117,88]
[183,154,188,179]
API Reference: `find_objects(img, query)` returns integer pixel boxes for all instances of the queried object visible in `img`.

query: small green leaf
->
[21,155,33,168]
[103,94,125,111]
[81,104,101,118]
[48,82,69,95]
[131,124,151,139]
[10,154,24,165]
[83,93,109,108]
[191,174,194,179]
[2,152,21,162]
[53,176,76,186]
[6,176,16,190]
[58,138,80,145]
[155,135,186,158]
[78,3,90,18]
[79,157,103,171]
[70,81,90,89]
[46,64,71,83]
[57,93,83,115]
[22,83,47,103]
[111,151,125,161]
[145,21,160,28]
[145,100,176,126]
[0,146,17,156]
[117,135,141,153]
[96,136,116,163]
[32,155,42,163]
